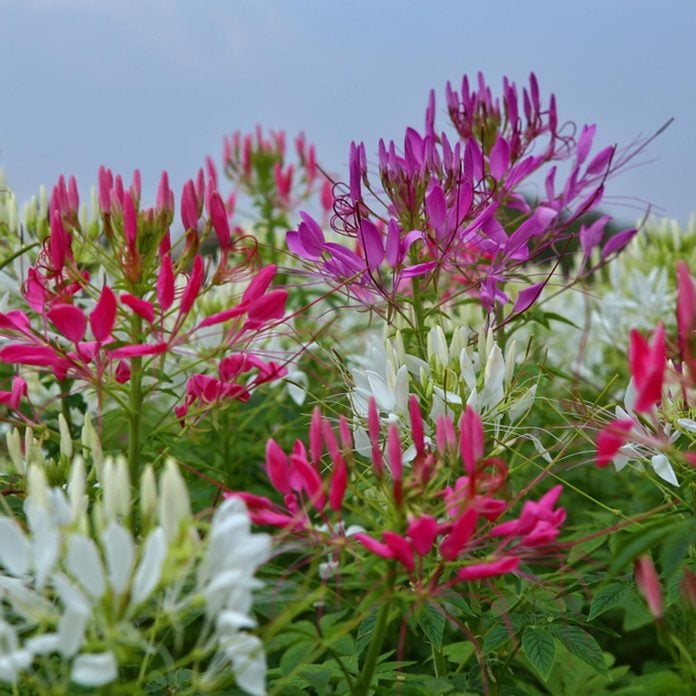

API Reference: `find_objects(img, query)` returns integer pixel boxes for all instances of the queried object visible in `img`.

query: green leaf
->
[443,640,475,665]
[587,581,630,621]
[418,603,446,651]
[356,610,377,656]
[660,518,696,580]
[483,623,515,653]
[279,641,315,677]
[542,311,581,330]
[550,624,608,676]
[609,521,674,574]
[567,535,608,564]
[522,627,556,681]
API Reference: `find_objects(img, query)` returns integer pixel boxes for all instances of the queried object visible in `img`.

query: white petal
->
[366,372,394,412]
[623,379,637,413]
[33,527,60,590]
[26,633,60,655]
[677,417,696,433]
[66,535,105,598]
[224,633,267,696]
[458,350,477,390]
[0,576,55,622]
[0,518,30,576]
[52,573,91,615]
[393,365,410,414]
[58,607,88,657]
[651,454,679,486]
[102,522,135,595]
[71,652,117,687]
[217,609,257,633]
[131,527,166,606]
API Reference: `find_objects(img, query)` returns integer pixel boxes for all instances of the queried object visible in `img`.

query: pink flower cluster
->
[222,127,333,217]
[230,395,566,590]
[0,168,288,421]
[596,261,696,473]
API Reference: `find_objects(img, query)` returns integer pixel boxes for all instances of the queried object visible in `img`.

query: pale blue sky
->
[1,0,694,225]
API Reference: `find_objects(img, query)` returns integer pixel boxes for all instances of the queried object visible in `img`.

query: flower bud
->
[59,413,73,460]
[159,459,191,543]
[5,428,24,474]
[140,464,158,528]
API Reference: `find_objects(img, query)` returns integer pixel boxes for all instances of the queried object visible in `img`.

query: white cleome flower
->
[0,455,270,695]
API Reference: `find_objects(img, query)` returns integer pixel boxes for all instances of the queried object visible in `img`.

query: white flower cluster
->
[348,326,536,455]
[0,454,271,695]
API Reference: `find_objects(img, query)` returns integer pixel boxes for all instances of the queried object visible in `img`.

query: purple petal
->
[576,124,596,165]
[359,219,385,270]
[426,185,447,233]
[586,146,614,177]
[401,261,437,278]
[601,228,637,259]
[511,281,545,315]
[489,136,510,179]
[579,215,610,258]
[298,219,325,258]
[386,220,401,267]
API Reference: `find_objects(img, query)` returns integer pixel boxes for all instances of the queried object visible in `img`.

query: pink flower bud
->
[635,555,664,620]
[98,166,113,214]
[179,255,205,316]
[157,254,175,312]
[181,180,199,232]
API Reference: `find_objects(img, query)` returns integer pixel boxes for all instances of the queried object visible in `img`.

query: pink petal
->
[459,406,484,475]
[596,418,635,468]
[157,255,175,312]
[354,533,394,560]
[407,515,438,556]
[48,304,87,343]
[440,508,478,561]
[457,555,520,581]
[179,255,205,315]
[120,293,155,324]
[383,531,415,572]
[265,439,291,495]
[109,342,168,359]
[90,286,117,341]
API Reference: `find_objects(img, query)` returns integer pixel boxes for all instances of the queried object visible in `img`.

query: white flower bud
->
[159,459,191,543]
[59,413,73,460]
[81,414,103,480]
[6,428,24,474]
[140,464,158,526]
[68,455,86,525]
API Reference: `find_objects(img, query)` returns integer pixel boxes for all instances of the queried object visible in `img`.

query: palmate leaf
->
[550,624,608,676]
[587,581,630,621]
[522,627,556,681]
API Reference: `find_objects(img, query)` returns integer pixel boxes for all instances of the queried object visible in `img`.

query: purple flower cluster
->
[287,73,637,315]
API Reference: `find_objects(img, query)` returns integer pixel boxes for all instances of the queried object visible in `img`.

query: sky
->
[1,0,695,227]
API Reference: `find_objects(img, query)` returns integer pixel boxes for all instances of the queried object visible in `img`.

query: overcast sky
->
[1,0,694,226]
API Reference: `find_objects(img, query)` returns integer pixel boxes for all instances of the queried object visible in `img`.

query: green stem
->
[410,277,428,362]
[127,314,144,481]
[432,644,447,678]
[354,600,392,696]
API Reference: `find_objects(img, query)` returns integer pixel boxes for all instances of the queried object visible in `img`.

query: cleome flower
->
[0,455,271,695]
[231,395,565,596]
[286,72,638,317]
